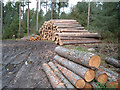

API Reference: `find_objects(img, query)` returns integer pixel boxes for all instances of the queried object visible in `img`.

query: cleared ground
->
[2,40,57,88]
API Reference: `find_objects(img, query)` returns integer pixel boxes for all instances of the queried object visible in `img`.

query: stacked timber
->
[29,34,42,41]
[39,19,101,45]
[42,46,119,89]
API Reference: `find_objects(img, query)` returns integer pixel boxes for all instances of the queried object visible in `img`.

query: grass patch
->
[75,46,89,52]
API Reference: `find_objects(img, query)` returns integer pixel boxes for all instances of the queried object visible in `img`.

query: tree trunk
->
[42,63,66,88]
[55,63,85,88]
[23,0,24,20]
[48,62,75,89]
[51,0,53,19]
[54,55,95,82]
[1,0,2,35]
[105,57,120,68]
[87,0,90,29]
[19,2,21,37]
[36,1,39,31]
[95,70,108,84]
[27,2,29,37]
[46,1,47,14]
[55,46,101,69]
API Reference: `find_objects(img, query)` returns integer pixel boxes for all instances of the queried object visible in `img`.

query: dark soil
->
[2,40,57,88]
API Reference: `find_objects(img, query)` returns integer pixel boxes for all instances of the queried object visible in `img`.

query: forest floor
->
[2,40,119,88]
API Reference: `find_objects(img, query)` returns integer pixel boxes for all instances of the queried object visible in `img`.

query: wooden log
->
[95,70,108,84]
[42,63,66,88]
[99,66,118,77]
[82,82,92,89]
[58,30,88,33]
[59,40,101,45]
[58,37,97,40]
[55,46,101,68]
[55,33,100,38]
[105,57,120,68]
[106,81,118,88]
[55,63,85,88]
[48,62,75,89]
[54,55,95,82]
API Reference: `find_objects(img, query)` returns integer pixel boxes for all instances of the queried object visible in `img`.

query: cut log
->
[106,81,118,88]
[54,55,95,82]
[55,46,101,68]
[42,63,66,88]
[59,40,101,45]
[58,30,88,33]
[58,37,96,40]
[48,62,75,88]
[82,82,92,89]
[55,63,85,88]
[55,33,100,38]
[105,57,120,68]
[99,66,118,77]
[95,70,108,84]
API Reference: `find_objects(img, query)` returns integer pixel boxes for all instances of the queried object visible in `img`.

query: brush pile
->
[42,46,119,89]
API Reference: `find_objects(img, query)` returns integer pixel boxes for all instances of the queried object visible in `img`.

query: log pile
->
[29,34,42,41]
[39,19,101,45]
[42,46,119,89]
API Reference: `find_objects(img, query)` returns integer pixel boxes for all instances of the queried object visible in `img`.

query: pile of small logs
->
[42,46,119,89]
[39,19,101,45]
[29,34,42,41]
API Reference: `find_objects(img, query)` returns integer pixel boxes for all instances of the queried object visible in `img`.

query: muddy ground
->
[2,40,119,89]
[2,40,57,88]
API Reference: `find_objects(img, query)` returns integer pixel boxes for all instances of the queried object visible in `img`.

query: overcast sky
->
[3,0,83,14]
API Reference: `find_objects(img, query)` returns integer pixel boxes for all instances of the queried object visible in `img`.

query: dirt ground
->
[2,40,119,89]
[2,40,57,88]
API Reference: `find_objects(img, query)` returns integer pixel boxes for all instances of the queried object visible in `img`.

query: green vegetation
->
[75,46,89,52]
[2,1,120,43]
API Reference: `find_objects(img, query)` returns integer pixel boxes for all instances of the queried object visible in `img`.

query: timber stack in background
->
[39,19,101,45]
[42,46,119,89]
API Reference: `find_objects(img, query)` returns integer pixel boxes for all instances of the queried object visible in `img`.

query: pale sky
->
[3,0,83,14]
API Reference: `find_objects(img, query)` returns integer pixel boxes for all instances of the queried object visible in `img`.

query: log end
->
[107,81,118,88]
[89,55,101,68]
[83,83,92,89]
[85,70,95,82]
[75,79,85,88]
[97,73,108,84]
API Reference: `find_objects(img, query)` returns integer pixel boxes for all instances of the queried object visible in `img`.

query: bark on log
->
[55,63,85,88]
[105,57,120,68]
[42,63,66,88]
[99,66,118,77]
[55,46,101,68]
[95,70,108,84]
[48,62,75,88]
[54,55,95,82]
[59,37,97,40]
[106,81,118,88]
[59,40,101,45]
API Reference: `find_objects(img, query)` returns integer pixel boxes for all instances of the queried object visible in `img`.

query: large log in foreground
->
[54,55,95,82]
[55,46,101,68]
[42,63,66,88]
[105,57,120,68]
[55,63,85,88]
[48,62,75,89]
